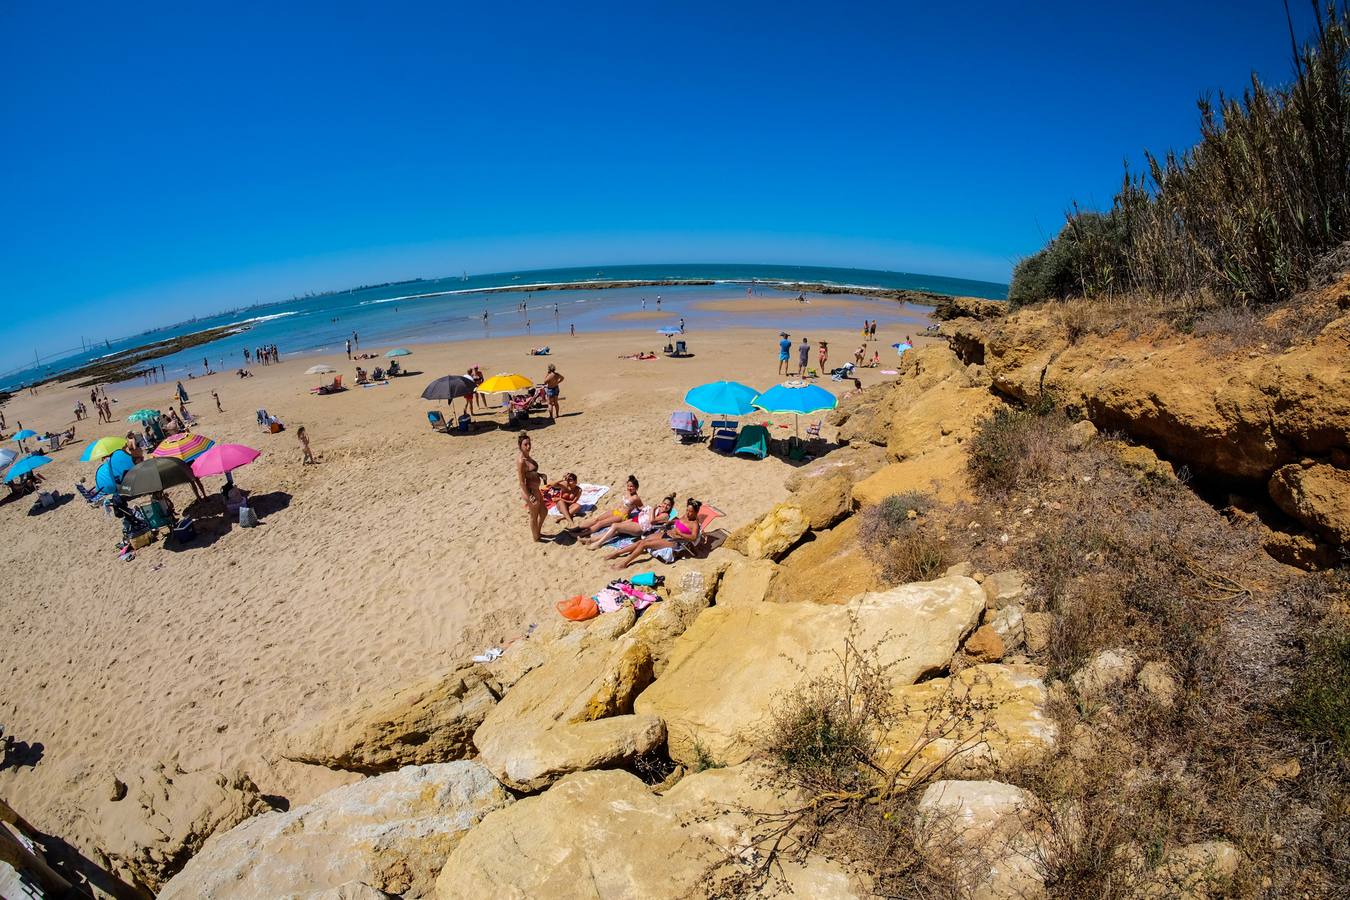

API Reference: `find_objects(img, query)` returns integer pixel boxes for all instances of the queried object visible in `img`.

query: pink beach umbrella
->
[190,443,260,486]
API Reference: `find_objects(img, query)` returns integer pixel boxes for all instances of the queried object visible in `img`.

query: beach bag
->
[239,505,259,528]
[269,422,283,433]
[556,594,599,621]
[630,571,663,588]
[129,530,155,550]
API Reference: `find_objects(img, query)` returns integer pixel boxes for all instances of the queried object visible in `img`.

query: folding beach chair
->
[669,411,703,443]
[428,410,448,432]
[709,419,739,453]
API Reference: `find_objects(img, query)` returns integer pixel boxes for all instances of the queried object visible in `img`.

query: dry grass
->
[857,492,948,585]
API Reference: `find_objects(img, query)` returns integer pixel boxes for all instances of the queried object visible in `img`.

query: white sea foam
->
[227,310,301,327]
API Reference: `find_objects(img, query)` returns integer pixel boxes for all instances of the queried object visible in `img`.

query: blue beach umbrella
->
[4,454,52,483]
[657,327,681,337]
[892,341,913,355]
[684,381,759,416]
[12,429,37,442]
[386,348,412,358]
[752,381,839,439]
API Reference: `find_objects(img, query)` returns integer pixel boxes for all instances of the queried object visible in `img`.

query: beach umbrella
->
[657,327,681,336]
[684,381,760,416]
[478,373,533,394]
[191,443,260,487]
[118,457,194,498]
[4,454,52,483]
[153,432,215,463]
[0,448,16,469]
[421,375,477,401]
[95,448,136,495]
[892,341,913,355]
[752,381,839,439]
[12,429,37,442]
[80,436,128,462]
[306,364,336,375]
[385,348,412,358]
[127,408,160,423]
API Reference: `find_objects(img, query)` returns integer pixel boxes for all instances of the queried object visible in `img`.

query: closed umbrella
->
[80,436,128,462]
[478,373,533,394]
[191,443,259,487]
[118,457,195,498]
[752,381,839,439]
[306,364,336,375]
[95,448,137,495]
[684,381,759,416]
[4,454,51,483]
[385,348,412,358]
[153,432,215,463]
[421,375,477,402]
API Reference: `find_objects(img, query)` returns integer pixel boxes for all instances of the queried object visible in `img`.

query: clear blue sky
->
[0,0,1319,369]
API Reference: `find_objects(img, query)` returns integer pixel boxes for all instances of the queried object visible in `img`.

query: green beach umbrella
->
[385,348,412,358]
[127,408,161,423]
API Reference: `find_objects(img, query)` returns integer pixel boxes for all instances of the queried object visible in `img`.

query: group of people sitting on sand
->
[517,434,704,569]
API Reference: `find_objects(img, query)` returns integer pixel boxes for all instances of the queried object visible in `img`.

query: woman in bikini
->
[573,475,642,534]
[587,494,675,551]
[517,433,549,542]
[543,473,584,528]
[610,498,702,570]
[543,364,564,420]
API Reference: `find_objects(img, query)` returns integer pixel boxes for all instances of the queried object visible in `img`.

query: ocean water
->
[3,263,1007,390]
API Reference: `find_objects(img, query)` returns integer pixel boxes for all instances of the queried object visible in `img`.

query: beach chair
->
[665,340,689,358]
[649,505,726,563]
[428,410,448,432]
[137,500,172,530]
[709,419,739,453]
[733,424,770,459]
[75,482,103,504]
[669,411,703,443]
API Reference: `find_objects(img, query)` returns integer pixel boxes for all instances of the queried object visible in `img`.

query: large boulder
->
[714,555,782,606]
[281,664,497,773]
[472,612,666,791]
[766,515,882,605]
[434,765,860,899]
[81,761,268,894]
[1268,462,1350,547]
[725,501,811,560]
[884,665,1057,779]
[916,780,1045,899]
[635,576,986,768]
[159,762,510,900]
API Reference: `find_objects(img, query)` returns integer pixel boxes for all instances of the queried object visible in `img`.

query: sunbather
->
[573,476,642,533]
[610,498,703,570]
[590,494,675,551]
[543,473,584,527]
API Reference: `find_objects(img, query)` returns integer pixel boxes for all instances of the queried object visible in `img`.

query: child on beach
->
[213,391,222,412]
[298,426,318,465]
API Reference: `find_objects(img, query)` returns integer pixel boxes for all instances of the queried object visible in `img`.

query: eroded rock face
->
[82,761,268,894]
[634,576,986,768]
[433,765,861,899]
[281,664,497,773]
[726,501,810,560]
[766,515,882,605]
[884,664,1057,779]
[916,780,1045,900]
[472,612,666,791]
[159,762,510,900]
[1269,462,1350,547]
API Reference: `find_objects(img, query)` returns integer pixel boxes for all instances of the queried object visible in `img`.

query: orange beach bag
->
[556,594,599,621]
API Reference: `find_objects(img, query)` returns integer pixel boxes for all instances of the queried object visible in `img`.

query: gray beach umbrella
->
[421,375,477,401]
[118,457,195,498]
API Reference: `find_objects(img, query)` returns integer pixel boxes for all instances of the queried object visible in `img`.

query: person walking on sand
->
[570,323,575,337]
[517,433,549,543]
[212,391,222,412]
[298,426,318,465]
[818,340,829,372]
[777,333,792,376]
[679,317,685,333]
[797,337,810,377]
[543,364,564,420]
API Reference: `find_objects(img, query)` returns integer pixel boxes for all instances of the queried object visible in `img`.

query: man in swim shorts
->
[778,333,792,375]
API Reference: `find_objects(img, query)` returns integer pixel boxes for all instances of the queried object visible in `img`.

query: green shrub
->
[1286,629,1350,754]
[1009,210,1131,307]
[858,492,948,584]
[967,404,1064,495]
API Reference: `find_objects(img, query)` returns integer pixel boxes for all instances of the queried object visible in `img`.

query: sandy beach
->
[0,310,933,847]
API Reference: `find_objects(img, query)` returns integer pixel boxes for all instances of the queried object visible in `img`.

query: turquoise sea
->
[2,263,1007,390]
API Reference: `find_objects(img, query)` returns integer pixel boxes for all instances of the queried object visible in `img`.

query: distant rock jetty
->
[41,323,249,388]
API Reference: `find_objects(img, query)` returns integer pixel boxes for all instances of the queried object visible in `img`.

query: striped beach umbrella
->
[153,432,215,463]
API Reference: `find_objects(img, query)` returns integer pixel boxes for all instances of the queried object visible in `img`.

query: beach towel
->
[733,425,770,460]
[548,483,609,517]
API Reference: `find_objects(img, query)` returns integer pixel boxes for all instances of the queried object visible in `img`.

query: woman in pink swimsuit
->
[611,498,702,570]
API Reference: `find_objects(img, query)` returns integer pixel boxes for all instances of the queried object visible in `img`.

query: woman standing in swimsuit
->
[543,364,564,420]
[517,433,548,542]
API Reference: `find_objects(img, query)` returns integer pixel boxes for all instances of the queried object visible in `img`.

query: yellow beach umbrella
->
[478,373,534,393]
[80,435,129,462]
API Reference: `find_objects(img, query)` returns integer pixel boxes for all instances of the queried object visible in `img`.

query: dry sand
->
[0,314,932,847]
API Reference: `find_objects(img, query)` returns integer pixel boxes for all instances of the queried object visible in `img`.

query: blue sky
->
[0,0,1319,370]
